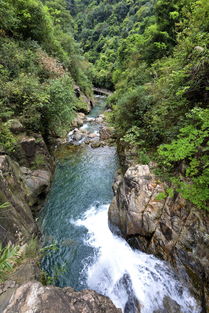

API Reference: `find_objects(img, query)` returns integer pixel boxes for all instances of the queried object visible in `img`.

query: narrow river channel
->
[40,96,200,313]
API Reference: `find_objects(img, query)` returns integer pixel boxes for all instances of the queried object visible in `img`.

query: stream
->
[40,96,200,313]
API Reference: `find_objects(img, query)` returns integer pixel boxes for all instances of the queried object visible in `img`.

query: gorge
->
[0,0,209,312]
[39,96,202,313]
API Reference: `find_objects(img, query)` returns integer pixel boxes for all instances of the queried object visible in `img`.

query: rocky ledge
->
[109,164,209,311]
[2,281,121,313]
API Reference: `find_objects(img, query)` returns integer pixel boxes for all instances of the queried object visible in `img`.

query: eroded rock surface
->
[109,164,209,311]
[3,281,122,313]
[0,155,51,244]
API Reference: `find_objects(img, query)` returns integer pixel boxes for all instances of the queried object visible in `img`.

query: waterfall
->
[73,203,200,313]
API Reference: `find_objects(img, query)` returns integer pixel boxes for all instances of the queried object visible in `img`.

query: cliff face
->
[109,164,209,311]
[0,122,54,245]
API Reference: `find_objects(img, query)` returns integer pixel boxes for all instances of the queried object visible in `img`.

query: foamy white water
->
[73,204,200,313]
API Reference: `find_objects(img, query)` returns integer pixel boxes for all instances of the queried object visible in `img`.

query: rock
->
[7,119,24,134]
[91,141,106,148]
[194,46,204,52]
[153,296,183,313]
[80,93,94,113]
[68,129,84,143]
[109,164,209,311]
[12,134,54,171]
[0,287,17,313]
[95,115,104,123]
[73,130,83,141]
[22,169,51,208]
[74,86,81,98]
[20,137,36,158]
[85,117,96,122]
[88,132,98,139]
[99,126,114,140]
[72,113,86,128]
[0,260,40,312]
[0,155,38,244]
[3,281,122,313]
[9,261,40,285]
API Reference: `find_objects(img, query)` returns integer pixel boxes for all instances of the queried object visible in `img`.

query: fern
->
[0,243,21,281]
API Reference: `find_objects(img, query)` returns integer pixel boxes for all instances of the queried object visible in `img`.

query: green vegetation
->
[0,236,40,282]
[0,0,92,153]
[0,1,208,212]
[73,0,209,210]
[0,236,60,283]
[0,242,21,282]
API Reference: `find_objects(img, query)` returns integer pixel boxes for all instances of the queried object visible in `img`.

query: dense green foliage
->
[74,0,209,210]
[0,0,92,151]
[0,0,208,209]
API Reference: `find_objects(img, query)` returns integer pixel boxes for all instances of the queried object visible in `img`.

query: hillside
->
[73,0,209,210]
[0,0,92,154]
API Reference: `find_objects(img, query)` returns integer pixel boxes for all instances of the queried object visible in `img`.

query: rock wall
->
[0,154,52,245]
[0,121,54,245]
[2,281,121,313]
[109,164,209,312]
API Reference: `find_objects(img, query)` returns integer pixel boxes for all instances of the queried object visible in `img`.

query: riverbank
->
[0,94,122,313]
[1,95,207,313]
[109,142,209,312]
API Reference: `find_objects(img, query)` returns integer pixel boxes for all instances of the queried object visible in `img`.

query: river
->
[40,96,200,313]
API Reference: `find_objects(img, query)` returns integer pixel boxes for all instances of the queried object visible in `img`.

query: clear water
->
[40,144,118,288]
[40,97,200,313]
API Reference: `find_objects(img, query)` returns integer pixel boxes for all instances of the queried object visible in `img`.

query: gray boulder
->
[109,164,209,310]
[3,281,122,313]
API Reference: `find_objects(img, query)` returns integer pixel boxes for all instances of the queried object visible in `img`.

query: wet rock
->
[153,296,183,313]
[109,164,209,310]
[3,281,122,313]
[7,119,24,134]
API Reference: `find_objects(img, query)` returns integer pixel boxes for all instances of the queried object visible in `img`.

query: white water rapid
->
[73,203,200,313]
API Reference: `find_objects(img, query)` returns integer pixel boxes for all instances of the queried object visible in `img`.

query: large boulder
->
[7,119,25,134]
[3,281,122,313]
[71,113,86,128]
[21,168,51,208]
[0,261,40,312]
[109,164,209,311]
[11,134,54,171]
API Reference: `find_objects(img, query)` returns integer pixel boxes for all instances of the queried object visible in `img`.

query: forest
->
[0,0,92,149]
[71,0,209,210]
[0,0,208,310]
[0,0,208,210]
